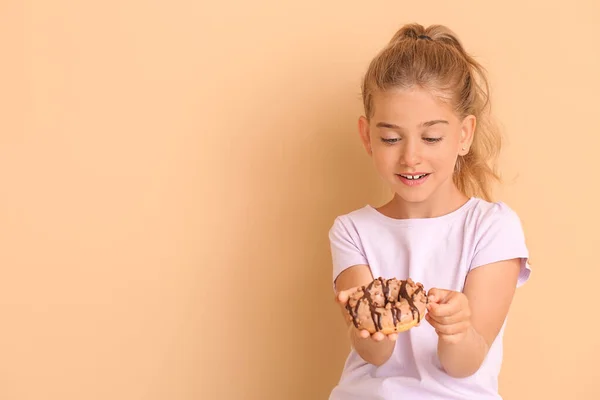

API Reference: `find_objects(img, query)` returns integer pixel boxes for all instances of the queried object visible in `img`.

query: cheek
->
[428,148,459,170]
[372,148,398,167]
[373,146,399,159]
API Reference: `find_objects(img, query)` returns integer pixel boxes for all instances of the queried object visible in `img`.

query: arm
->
[427,258,521,378]
[335,265,396,367]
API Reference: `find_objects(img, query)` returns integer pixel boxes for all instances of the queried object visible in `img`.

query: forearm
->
[348,326,395,366]
[437,326,489,378]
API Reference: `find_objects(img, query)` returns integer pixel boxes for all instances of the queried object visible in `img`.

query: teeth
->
[400,174,427,180]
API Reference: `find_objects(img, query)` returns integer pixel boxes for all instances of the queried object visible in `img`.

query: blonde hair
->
[361,23,502,201]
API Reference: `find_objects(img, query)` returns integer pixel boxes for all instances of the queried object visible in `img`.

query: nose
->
[400,140,422,167]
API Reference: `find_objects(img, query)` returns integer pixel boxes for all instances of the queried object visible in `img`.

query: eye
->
[380,137,400,144]
[424,137,442,143]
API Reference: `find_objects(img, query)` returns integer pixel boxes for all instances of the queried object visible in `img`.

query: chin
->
[394,190,433,204]
[387,174,451,204]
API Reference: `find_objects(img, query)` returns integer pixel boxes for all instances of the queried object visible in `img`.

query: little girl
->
[329,23,531,400]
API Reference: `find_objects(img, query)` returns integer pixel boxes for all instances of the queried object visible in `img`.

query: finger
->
[336,286,362,304]
[358,329,370,339]
[427,319,470,336]
[387,333,398,341]
[426,313,447,331]
[438,331,468,344]
[371,332,385,342]
[425,313,435,326]
[427,293,438,304]
[427,305,469,324]
[427,312,467,326]
[427,288,450,304]
[436,323,469,336]
[428,300,460,318]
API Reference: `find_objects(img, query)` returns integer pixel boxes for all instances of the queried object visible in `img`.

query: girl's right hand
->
[336,287,399,342]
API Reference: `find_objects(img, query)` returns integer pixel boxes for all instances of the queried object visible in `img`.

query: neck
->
[383,185,469,219]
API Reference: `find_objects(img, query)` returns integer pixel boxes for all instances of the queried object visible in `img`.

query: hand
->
[336,287,398,342]
[425,288,472,344]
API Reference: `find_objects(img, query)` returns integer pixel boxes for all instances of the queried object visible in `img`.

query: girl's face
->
[359,87,475,206]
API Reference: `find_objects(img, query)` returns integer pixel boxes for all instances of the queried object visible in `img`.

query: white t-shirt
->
[328,197,531,400]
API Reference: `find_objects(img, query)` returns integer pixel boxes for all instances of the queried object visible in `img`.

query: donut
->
[345,277,428,334]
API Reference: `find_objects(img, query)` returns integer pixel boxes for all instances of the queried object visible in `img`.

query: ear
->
[459,115,476,155]
[358,116,372,156]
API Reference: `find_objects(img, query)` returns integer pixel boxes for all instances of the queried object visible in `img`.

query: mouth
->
[396,173,430,180]
[395,173,431,186]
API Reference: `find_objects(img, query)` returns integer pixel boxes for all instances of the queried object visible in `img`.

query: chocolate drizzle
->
[345,277,427,333]
[381,278,400,326]
[400,279,421,323]
[364,279,382,331]
[380,277,389,298]
[345,300,360,328]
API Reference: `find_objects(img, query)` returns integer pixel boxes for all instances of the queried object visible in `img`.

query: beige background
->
[1,1,599,399]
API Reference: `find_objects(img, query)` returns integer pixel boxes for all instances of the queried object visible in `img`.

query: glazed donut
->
[345,277,428,334]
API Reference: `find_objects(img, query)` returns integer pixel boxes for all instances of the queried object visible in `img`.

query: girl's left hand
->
[425,288,472,344]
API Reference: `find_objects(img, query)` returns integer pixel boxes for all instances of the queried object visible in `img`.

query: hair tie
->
[417,35,432,41]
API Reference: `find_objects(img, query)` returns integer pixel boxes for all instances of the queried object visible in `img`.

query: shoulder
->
[465,198,531,286]
[465,198,525,234]
[328,205,387,260]
[329,206,377,237]
[468,197,521,219]
[327,207,376,287]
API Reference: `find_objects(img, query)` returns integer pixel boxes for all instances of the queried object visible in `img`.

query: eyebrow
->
[376,120,449,129]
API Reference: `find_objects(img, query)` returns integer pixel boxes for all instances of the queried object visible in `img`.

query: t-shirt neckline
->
[364,197,478,226]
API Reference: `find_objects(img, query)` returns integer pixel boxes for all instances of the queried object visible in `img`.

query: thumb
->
[427,288,451,304]
[337,290,349,304]
[336,286,360,305]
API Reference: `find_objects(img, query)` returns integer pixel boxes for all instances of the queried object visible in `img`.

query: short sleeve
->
[328,216,368,291]
[470,203,531,287]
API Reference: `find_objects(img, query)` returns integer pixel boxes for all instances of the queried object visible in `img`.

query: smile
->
[397,173,430,180]
[396,173,431,187]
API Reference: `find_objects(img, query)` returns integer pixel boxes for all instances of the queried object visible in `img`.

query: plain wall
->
[1,1,599,399]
